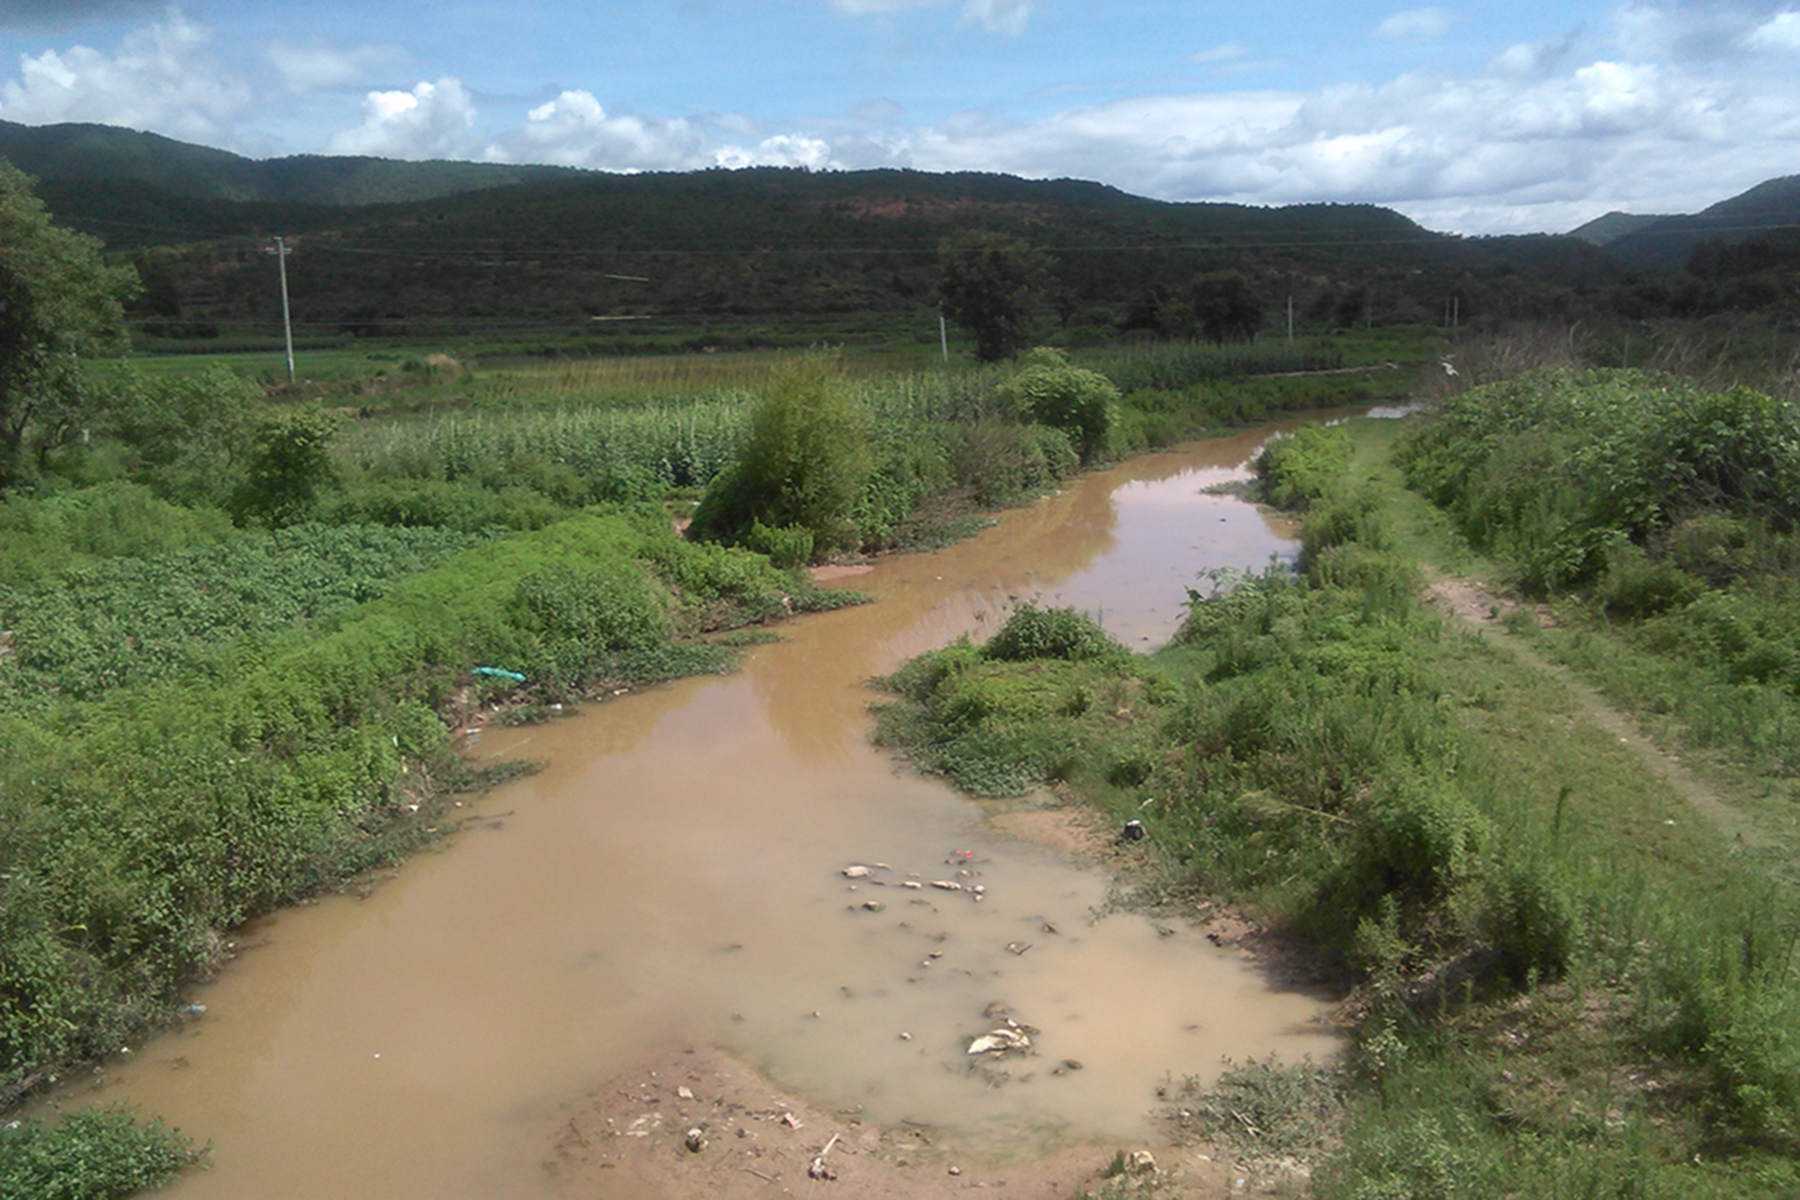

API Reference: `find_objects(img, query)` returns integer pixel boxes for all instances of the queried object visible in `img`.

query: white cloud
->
[267,39,404,94]
[483,89,709,171]
[326,77,477,159]
[714,134,836,170]
[1747,10,1800,51]
[827,0,1032,35]
[1191,42,1248,64]
[960,0,1030,35]
[0,12,250,141]
[1376,7,1453,43]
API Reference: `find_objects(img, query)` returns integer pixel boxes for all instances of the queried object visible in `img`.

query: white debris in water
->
[842,865,871,878]
[967,1027,1031,1055]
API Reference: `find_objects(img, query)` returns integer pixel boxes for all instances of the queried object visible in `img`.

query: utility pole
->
[273,236,295,383]
[1286,295,1294,345]
[939,310,950,364]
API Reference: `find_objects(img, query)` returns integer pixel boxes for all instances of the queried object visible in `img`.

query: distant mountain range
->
[1575,175,1800,270]
[0,119,581,206]
[1,120,1792,340]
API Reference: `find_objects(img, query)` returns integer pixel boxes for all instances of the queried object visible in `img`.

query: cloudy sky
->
[1,1,1797,234]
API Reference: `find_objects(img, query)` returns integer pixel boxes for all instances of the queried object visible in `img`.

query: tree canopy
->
[0,161,137,488]
[937,231,1048,362]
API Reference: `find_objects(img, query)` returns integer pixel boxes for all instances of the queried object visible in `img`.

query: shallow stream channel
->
[51,416,1385,1196]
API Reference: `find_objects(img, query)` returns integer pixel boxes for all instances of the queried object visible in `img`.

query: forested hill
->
[1599,174,1800,269]
[0,119,580,206]
[0,120,1636,341]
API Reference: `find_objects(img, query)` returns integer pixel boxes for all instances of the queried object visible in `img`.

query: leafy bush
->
[232,407,340,527]
[984,605,1122,662]
[513,561,670,655]
[1396,369,1800,590]
[0,1108,200,1199]
[1481,857,1577,983]
[689,359,872,558]
[1255,425,1352,510]
[743,520,814,569]
[992,348,1120,462]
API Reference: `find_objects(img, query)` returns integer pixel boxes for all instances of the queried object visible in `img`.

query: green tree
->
[232,406,340,526]
[937,232,1048,362]
[993,347,1120,463]
[1191,271,1262,343]
[0,162,137,488]
[689,358,872,558]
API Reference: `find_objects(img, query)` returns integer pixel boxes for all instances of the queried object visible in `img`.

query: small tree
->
[689,358,872,558]
[0,162,138,488]
[993,347,1120,463]
[937,232,1048,362]
[232,407,339,526]
[1192,271,1263,343]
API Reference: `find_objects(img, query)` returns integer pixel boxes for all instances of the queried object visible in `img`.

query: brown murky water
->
[50,423,1350,1197]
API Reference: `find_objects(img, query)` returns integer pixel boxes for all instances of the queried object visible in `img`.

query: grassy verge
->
[874,410,1800,1195]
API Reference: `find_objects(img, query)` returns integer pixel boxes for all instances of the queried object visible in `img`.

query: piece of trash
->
[861,900,885,912]
[843,865,872,879]
[967,1027,1032,1056]
[685,1128,707,1153]
[1120,819,1146,842]
[1127,1150,1157,1175]
[808,1132,841,1180]
[930,880,962,891]
[781,1112,802,1129]
[471,666,528,683]
[948,1165,962,1176]
[184,1004,207,1016]
[901,881,923,890]
[1006,941,1032,956]
[677,1086,694,1101]
[899,1031,912,1041]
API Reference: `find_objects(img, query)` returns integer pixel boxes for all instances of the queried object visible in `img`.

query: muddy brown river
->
[48,422,1356,1196]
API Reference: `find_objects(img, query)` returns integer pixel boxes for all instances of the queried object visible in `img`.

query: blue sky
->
[2,1,1798,234]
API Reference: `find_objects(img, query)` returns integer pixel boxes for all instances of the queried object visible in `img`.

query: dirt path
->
[1423,576,1763,848]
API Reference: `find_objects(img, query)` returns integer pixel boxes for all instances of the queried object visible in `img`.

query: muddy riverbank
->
[39,420,1351,1197]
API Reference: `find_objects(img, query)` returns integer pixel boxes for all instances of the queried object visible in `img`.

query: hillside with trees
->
[1,121,1794,352]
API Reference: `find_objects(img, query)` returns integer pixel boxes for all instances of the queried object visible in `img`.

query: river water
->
[49,421,1348,1196]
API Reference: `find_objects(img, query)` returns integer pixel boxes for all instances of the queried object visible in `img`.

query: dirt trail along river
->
[51,420,1351,1197]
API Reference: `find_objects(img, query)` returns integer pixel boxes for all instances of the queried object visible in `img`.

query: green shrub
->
[513,561,670,655]
[992,348,1120,463]
[1255,425,1352,510]
[232,407,340,527]
[1481,858,1577,983]
[689,359,872,557]
[1596,542,1704,618]
[984,605,1121,662]
[744,520,814,569]
[0,1108,200,1200]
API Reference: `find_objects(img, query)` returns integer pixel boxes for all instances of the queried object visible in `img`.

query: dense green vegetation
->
[0,1108,201,1200]
[1398,369,1800,780]
[876,372,1800,1194]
